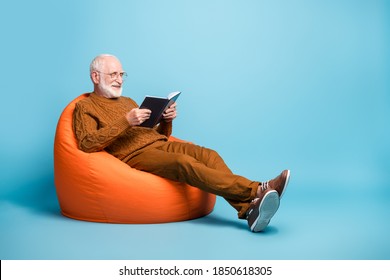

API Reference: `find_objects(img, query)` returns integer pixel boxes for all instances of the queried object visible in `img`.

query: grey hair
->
[89,54,117,75]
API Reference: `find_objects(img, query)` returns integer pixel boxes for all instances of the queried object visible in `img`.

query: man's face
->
[95,57,124,98]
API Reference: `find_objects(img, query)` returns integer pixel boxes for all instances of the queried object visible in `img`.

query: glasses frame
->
[96,71,127,80]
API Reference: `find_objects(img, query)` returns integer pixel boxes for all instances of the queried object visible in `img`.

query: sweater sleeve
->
[73,102,130,153]
[155,120,172,138]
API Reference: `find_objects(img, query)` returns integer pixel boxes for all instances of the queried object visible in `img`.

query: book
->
[139,91,181,128]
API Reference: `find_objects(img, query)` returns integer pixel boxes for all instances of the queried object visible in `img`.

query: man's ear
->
[91,71,100,84]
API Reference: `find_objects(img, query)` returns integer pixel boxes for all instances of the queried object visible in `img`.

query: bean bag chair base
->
[54,94,216,224]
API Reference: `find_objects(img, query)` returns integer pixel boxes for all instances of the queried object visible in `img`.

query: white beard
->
[98,79,123,98]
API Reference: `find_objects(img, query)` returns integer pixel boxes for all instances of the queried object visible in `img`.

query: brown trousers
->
[126,140,259,219]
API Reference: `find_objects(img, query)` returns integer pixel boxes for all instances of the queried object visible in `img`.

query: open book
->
[139,91,181,128]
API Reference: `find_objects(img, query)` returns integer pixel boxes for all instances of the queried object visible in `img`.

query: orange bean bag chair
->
[54,94,216,223]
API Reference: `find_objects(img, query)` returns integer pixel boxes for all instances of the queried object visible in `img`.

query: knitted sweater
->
[73,92,172,162]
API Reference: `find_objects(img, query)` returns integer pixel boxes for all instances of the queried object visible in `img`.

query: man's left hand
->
[162,102,177,123]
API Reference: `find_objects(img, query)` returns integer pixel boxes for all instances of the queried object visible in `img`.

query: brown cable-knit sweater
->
[73,92,172,162]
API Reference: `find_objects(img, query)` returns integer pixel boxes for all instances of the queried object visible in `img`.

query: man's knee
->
[202,147,224,166]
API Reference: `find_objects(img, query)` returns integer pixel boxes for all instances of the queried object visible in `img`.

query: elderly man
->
[73,54,291,232]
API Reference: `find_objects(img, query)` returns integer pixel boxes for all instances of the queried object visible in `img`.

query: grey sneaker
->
[246,190,280,232]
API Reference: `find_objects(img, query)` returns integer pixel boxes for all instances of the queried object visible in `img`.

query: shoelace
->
[260,181,269,192]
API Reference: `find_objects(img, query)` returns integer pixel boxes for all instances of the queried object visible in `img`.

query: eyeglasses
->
[96,71,128,81]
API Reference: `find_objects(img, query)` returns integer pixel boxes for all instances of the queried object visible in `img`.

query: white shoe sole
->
[251,190,280,232]
[280,169,291,199]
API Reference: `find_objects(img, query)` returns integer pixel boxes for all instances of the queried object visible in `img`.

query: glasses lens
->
[120,72,127,81]
[99,71,127,81]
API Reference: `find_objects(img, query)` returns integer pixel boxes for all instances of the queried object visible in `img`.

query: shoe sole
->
[250,190,280,232]
[280,169,291,199]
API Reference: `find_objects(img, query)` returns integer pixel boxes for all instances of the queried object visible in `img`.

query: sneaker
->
[246,190,280,232]
[259,169,290,199]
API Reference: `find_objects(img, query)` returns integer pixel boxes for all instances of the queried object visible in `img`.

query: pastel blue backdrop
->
[0,0,389,259]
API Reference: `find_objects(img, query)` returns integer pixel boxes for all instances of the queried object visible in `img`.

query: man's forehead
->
[102,57,123,71]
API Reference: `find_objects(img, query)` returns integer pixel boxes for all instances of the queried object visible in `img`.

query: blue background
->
[0,0,389,259]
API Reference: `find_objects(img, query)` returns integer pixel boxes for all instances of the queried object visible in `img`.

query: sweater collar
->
[90,92,122,103]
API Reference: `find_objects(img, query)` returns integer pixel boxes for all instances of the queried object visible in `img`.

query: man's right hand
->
[125,108,151,126]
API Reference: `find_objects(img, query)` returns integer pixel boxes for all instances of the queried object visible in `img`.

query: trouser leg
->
[126,141,259,218]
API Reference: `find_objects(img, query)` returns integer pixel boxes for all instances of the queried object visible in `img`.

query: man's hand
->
[125,108,151,126]
[162,102,177,123]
